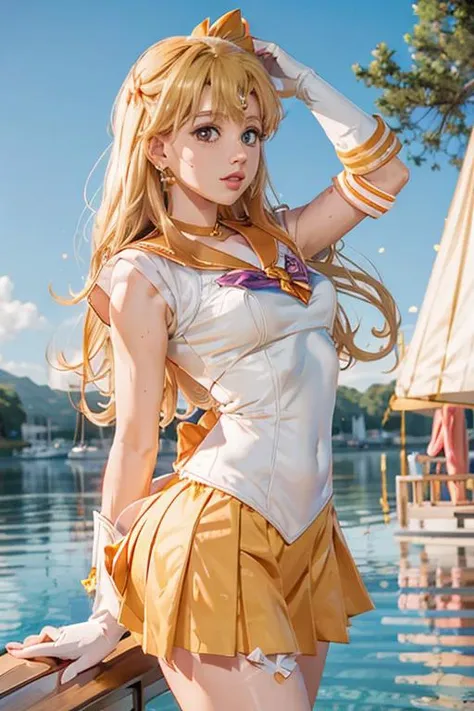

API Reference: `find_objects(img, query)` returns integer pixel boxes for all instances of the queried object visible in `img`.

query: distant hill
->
[0,369,439,437]
[0,368,106,432]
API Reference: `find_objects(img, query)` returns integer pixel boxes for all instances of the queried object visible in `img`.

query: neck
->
[167,181,219,227]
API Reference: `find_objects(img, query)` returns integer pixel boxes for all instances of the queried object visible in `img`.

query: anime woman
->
[6,9,408,710]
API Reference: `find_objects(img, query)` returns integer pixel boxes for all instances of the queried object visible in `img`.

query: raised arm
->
[283,160,409,259]
[253,38,410,257]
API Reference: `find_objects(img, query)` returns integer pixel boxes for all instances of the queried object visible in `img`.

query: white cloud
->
[47,347,109,393]
[339,355,400,391]
[0,354,48,383]
[0,349,108,394]
[0,275,48,342]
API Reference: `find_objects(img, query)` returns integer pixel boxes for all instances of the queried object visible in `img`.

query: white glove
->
[253,37,378,153]
[6,511,126,684]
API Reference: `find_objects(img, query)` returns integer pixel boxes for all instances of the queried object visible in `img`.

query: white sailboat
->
[16,417,68,460]
[67,411,111,460]
[391,128,474,412]
[389,127,474,535]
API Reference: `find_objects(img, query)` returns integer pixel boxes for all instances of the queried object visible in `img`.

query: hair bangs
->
[156,41,283,139]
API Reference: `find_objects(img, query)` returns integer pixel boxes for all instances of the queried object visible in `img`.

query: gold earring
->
[157,165,176,193]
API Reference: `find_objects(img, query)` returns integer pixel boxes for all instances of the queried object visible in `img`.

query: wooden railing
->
[396,473,474,528]
[0,635,170,711]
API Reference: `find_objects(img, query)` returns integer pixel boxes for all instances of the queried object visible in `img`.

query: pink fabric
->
[426,408,444,458]
[427,405,468,504]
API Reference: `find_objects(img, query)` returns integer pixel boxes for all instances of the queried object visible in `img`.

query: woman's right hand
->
[252,37,312,99]
[5,614,124,684]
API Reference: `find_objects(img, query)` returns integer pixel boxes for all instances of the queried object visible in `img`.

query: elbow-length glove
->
[253,38,401,170]
[252,37,402,216]
[6,511,126,684]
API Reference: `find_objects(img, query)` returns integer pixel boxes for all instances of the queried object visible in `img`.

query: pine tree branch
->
[461,77,474,97]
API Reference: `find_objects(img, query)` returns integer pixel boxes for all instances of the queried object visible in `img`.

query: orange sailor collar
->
[122,217,313,305]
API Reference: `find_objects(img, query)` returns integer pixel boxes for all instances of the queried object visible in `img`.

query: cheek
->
[180,146,197,168]
[249,145,260,171]
[181,145,195,167]
[242,146,260,184]
[178,144,213,182]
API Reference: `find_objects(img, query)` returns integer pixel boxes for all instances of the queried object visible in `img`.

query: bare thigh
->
[158,647,312,711]
[297,641,330,708]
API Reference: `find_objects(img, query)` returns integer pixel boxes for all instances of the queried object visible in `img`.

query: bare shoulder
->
[109,258,172,332]
[273,204,310,250]
[277,205,306,244]
[279,158,410,258]
[276,185,365,258]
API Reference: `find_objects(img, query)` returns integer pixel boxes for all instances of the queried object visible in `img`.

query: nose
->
[229,140,248,166]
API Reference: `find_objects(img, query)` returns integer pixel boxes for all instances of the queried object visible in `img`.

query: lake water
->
[1,449,473,710]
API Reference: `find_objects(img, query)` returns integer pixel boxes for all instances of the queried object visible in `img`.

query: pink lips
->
[220,171,245,191]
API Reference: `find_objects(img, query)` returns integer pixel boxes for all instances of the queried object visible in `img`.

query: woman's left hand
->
[252,38,312,98]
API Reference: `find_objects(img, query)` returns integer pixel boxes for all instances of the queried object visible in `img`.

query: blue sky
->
[0,1,464,392]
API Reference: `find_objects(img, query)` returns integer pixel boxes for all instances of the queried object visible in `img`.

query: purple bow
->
[285,253,309,283]
[216,253,309,291]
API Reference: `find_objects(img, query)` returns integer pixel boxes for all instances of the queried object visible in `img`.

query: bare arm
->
[284,156,410,258]
[99,259,170,523]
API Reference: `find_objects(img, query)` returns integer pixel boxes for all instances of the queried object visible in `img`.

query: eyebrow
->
[193,110,262,123]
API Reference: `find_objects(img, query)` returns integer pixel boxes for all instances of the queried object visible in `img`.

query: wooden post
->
[380,452,390,521]
[398,331,408,478]
[429,478,435,503]
[415,479,424,506]
[396,476,408,528]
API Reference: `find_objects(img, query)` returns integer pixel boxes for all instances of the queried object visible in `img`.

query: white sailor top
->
[91,217,339,544]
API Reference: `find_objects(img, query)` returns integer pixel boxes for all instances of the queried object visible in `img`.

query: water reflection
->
[0,449,473,710]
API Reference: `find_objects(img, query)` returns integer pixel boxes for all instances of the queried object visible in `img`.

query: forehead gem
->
[238,91,248,110]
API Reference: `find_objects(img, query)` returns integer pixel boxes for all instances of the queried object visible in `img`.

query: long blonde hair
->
[50,16,399,430]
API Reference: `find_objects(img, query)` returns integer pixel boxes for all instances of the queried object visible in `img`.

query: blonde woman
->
[6,9,408,710]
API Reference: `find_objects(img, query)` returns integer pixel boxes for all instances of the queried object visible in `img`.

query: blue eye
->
[192,125,220,142]
[242,128,261,146]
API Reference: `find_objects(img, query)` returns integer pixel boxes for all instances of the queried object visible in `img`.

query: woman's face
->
[150,85,264,206]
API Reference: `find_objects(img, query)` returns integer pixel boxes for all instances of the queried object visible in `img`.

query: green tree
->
[333,386,363,434]
[353,0,474,170]
[359,382,395,426]
[0,385,26,439]
[332,381,434,436]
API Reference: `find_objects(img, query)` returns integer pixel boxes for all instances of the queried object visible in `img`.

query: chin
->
[219,196,240,206]
[218,189,247,206]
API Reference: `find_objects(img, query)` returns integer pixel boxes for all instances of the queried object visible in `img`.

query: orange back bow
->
[189,8,254,54]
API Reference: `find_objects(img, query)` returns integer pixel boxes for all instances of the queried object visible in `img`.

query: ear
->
[147,135,168,169]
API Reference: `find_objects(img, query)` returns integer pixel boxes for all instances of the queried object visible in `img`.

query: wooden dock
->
[396,472,474,540]
[0,635,170,711]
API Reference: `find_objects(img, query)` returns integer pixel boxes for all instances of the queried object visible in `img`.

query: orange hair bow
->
[189,8,255,54]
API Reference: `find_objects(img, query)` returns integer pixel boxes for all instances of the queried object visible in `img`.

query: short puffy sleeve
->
[87,247,201,338]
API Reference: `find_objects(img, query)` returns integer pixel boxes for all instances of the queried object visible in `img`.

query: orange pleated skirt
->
[104,473,374,665]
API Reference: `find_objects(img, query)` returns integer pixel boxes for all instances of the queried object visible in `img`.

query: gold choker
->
[170,216,232,241]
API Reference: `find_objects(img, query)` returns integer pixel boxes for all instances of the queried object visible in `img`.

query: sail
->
[392,127,474,411]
